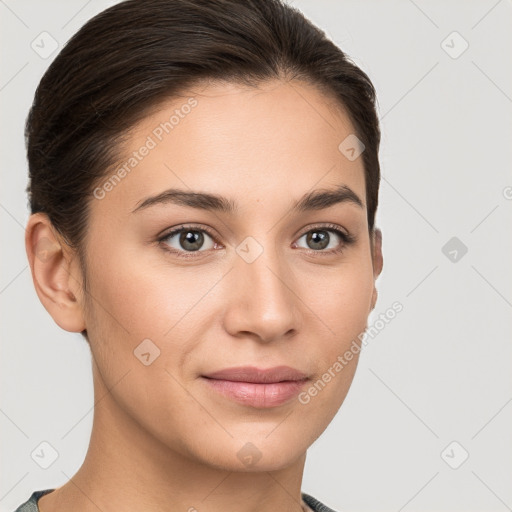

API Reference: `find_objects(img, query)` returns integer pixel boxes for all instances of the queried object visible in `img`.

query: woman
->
[17,0,383,510]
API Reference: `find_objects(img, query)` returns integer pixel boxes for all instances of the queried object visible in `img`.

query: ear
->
[370,227,383,311]
[25,213,86,332]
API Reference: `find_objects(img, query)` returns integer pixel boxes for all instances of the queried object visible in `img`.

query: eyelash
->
[156,223,356,259]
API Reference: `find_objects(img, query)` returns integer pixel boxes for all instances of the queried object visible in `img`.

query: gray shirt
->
[14,489,338,512]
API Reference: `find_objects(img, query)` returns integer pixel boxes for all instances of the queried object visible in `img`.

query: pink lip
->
[201,365,309,408]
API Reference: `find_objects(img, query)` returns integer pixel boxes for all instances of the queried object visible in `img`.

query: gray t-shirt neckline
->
[14,488,338,512]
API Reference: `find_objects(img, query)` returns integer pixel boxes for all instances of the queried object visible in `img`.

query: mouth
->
[201,365,310,408]
[202,365,308,383]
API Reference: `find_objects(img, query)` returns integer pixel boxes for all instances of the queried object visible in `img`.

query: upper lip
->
[202,365,308,383]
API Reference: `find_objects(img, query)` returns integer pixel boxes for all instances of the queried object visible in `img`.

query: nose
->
[222,241,301,344]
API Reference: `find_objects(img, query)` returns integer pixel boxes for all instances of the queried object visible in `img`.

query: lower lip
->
[201,377,308,408]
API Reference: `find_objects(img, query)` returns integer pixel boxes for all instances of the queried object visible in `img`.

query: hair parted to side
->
[25,0,381,287]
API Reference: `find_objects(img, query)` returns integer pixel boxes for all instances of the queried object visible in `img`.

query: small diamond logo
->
[237,442,262,468]
[134,338,161,366]
[35,237,59,262]
[441,236,468,263]
[31,31,59,59]
[236,236,264,263]
[338,134,365,161]
[441,441,469,469]
[31,441,59,469]
[441,31,469,59]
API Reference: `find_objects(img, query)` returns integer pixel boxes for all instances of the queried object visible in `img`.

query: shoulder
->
[302,492,340,512]
[12,489,55,512]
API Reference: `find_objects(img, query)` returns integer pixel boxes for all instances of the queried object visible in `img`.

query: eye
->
[293,224,355,255]
[158,225,220,258]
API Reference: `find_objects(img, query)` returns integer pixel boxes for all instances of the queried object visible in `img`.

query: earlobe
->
[370,228,383,311]
[25,213,86,332]
[372,228,383,276]
[371,289,378,311]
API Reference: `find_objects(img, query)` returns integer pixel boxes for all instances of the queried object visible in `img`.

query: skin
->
[26,79,383,512]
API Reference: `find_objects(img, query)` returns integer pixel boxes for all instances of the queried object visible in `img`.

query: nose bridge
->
[225,233,300,340]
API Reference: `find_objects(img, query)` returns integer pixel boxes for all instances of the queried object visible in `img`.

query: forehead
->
[92,79,366,217]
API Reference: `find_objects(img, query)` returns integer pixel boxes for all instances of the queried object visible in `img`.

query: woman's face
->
[76,79,382,471]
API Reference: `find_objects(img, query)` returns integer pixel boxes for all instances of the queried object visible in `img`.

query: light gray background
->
[1,1,511,511]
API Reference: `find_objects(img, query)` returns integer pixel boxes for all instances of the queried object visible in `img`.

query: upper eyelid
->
[159,224,217,241]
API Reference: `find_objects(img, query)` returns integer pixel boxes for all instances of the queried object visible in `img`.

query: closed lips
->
[202,365,309,383]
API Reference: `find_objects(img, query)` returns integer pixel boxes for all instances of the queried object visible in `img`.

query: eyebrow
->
[131,184,364,214]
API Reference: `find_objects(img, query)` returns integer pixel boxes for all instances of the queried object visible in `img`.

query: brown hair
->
[25,0,381,286]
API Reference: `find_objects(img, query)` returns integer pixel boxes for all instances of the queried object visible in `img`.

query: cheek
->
[308,259,374,342]
[299,257,374,406]
[84,242,186,339]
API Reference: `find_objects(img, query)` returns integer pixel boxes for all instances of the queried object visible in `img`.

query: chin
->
[191,433,309,473]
